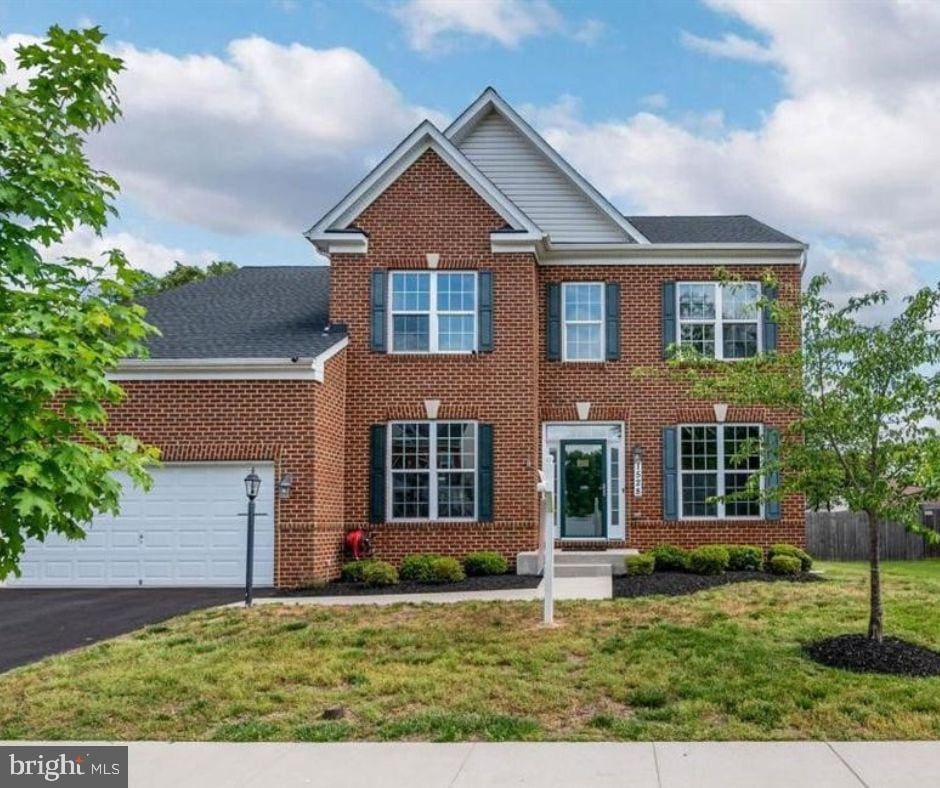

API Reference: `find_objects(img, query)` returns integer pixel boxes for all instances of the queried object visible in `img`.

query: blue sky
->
[2,0,938,306]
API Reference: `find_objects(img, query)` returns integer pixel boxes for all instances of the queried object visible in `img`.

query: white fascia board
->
[445,88,650,245]
[111,338,349,382]
[316,232,368,255]
[304,120,542,254]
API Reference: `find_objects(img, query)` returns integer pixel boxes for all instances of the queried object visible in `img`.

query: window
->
[389,421,476,520]
[563,282,604,360]
[679,424,763,518]
[677,282,761,359]
[389,272,477,353]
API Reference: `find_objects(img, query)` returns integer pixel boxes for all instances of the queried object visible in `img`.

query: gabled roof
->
[305,120,541,252]
[137,266,345,359]
[446,88,648,245]
[627,215,802,245]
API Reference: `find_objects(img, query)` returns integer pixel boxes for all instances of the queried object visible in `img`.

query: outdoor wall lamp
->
[277,473,294,499]
[632,444,644,498]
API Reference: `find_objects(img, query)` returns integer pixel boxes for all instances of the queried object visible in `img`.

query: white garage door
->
[10,463,275,587]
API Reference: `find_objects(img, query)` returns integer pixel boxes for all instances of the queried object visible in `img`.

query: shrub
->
[463,551,509,576]
[768,543,813,571]
[361,561,398,586]
[399,553,466,584]
[688,545,730,575]
[649,544,690,572]
[725,545,764,572]
[341,559,375,583]
[625,553,655,576]
[768,555,801,575]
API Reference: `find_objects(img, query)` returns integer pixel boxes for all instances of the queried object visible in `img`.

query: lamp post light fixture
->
[243,467,261,607]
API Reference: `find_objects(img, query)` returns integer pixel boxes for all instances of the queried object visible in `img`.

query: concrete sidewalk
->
[15,741,937,787]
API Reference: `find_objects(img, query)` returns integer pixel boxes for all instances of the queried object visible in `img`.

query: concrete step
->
[517,548,638,576]
[554,563,613,578]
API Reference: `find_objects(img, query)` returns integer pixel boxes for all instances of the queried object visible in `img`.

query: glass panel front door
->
[560,440,606,538]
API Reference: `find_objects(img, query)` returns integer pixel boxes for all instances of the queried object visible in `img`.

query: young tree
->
[671,274,940,641]
[0,27,158,579]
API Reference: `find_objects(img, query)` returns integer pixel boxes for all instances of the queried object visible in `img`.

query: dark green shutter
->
[662,426,678,521]
[662,282,677,358]
[547,283,561,361]
[371,269,387,352]
[479,270,493,352]
[765,427,781,520]
[762,283,778,353]
[478,423,494,521]
[605,282,621,361]
[369,425,387,523]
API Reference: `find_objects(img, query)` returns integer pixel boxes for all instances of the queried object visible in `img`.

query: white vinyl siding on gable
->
[457,109,628,244]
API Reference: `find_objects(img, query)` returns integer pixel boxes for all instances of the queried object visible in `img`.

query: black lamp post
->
[244,467,261,607]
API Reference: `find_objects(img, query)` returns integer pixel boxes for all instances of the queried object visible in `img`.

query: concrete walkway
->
[15,741,938,787]
[248,574,611,606]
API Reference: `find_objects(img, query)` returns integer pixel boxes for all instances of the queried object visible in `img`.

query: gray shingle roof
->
[139,266,345,359]
[626,215,803,245]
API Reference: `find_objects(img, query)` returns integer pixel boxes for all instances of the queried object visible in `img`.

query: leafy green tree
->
[0,27,159,579]
[133,260,237,298]
[670,273,940,641]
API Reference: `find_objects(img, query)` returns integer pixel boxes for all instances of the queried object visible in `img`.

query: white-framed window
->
[679,424,763,519]
[389,271,477,353]
[677,282,761,359]
[388,421,477,520]
[562,282,605,361]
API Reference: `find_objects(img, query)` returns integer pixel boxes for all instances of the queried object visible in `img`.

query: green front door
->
[560,439,607,539]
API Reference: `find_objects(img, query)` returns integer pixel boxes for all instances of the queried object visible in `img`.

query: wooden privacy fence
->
[806,511,940,560]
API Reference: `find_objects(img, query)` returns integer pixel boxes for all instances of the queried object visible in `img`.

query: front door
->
[560,439,606,539]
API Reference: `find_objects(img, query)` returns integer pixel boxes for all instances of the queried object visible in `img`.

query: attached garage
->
[10,464,275,588]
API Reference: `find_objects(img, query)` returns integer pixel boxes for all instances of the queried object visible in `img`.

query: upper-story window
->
[677,282,761,359]
[680,424,762,519]
[389,271,477,353]
[563,282,605,361]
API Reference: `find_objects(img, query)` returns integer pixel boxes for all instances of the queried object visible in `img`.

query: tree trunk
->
[867,510,883,641]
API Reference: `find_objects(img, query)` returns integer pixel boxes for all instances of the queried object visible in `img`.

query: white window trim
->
[388,271,478,354]
[561,282,606,362]
[676,282,762,361]
[387,420,478,522]
[678,422,764,521]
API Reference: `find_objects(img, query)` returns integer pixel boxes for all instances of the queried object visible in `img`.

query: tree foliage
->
[0,27,158,579]
[133,260,237,298]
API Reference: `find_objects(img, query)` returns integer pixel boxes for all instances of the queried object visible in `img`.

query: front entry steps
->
[516,549,639,577]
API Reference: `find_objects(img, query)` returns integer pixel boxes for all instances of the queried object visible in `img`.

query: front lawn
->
[1,561,939,741]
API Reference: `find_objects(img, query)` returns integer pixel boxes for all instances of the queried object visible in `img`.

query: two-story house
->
[11,89,805,588]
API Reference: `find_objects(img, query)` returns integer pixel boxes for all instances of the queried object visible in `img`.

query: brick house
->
[12,89,805,588]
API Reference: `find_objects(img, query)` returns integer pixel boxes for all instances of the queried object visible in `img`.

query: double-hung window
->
[389,421,477,520]
[679,424,763,518]
[562,282,604,361]
[389,272,477,353]
[677,282,760,359]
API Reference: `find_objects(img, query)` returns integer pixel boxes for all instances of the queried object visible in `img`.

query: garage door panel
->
[10,463,275,587]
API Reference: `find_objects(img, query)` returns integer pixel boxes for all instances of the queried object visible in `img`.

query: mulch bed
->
[804,634,940,677]
[613,570,823,599]
[277,573,542,597]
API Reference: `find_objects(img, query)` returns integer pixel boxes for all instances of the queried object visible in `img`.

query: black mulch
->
[804,634,940,677]
[277,573,542,597]
[613,570,823,599]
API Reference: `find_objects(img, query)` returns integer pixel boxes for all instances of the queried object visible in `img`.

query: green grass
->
[1,561,939,741]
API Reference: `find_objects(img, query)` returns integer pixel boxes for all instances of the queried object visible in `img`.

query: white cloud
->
[44,228,218,276]
[531,0,940,302]
[640,93,668,110]
[679,31,773,64]
[572,18,606,45]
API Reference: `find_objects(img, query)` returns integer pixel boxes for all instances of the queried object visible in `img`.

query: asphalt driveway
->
[0,588,270,673]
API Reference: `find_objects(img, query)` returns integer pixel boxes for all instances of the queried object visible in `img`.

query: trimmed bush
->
[768,543,813,571]
[361,561,398,586]
[399,553,466,584]
[625,553,655,576]
[768,555,801,575]
[725,545,764,572]
[649,544,690,572]
[341,559,375,583]
[688,545,730,575]
[463,551,509,576]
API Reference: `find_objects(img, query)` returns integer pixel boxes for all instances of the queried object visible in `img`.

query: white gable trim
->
[305,120,542,253]
[446,88,650,245]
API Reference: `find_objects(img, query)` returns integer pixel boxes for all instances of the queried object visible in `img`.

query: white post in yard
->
[537,454,556,625]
